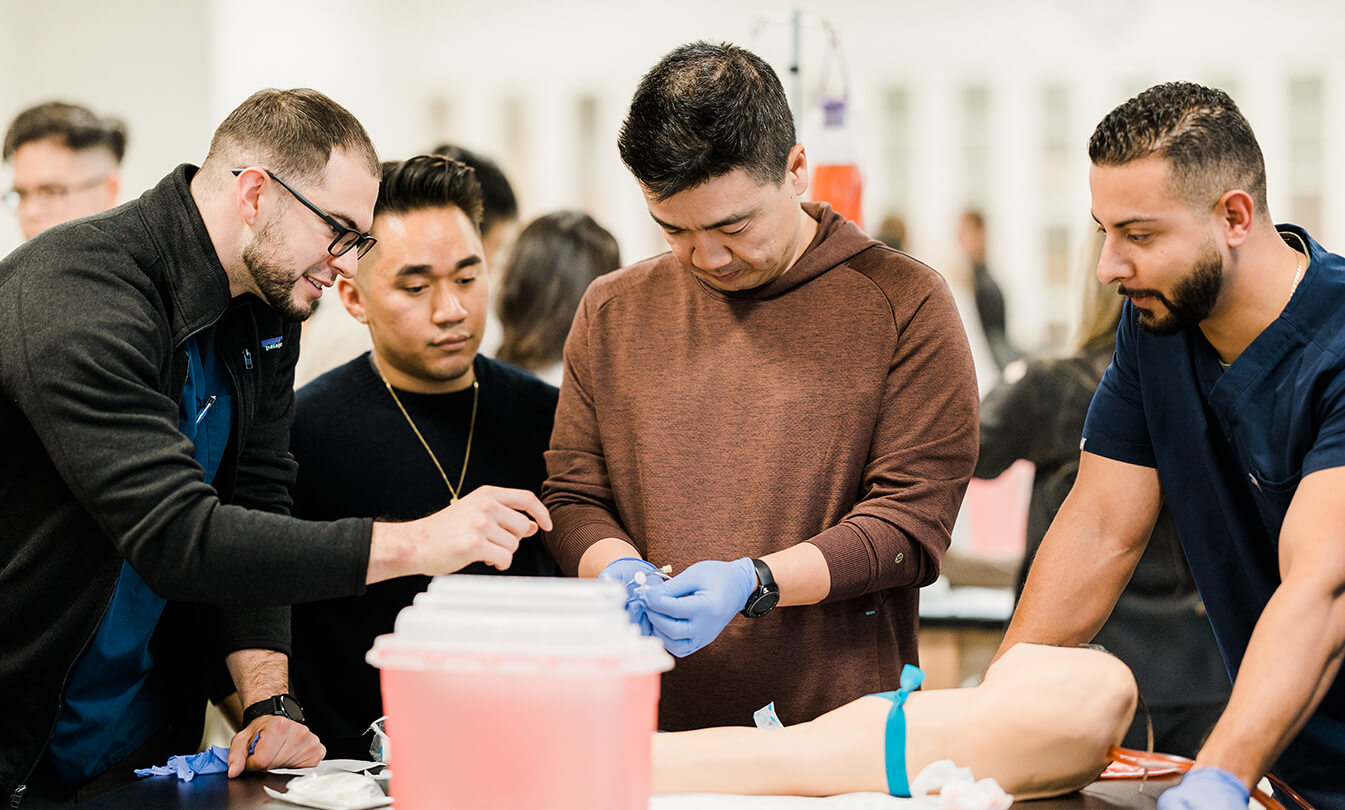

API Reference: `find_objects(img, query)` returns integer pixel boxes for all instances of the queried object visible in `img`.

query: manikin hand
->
[1156,767,1250,810]
[226,715,325,777]
[641,558,757,657]
[599,557,661,635]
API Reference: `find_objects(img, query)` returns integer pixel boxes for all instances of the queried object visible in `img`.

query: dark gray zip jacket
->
[0,165,373,804]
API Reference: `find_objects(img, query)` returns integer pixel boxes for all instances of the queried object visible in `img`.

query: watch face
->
[279,695,305,723]
[747,590,780,618]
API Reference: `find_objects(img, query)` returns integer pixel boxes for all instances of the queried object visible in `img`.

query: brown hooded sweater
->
[543,203,978,730]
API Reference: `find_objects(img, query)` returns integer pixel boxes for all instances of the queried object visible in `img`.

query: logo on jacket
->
[260,336,284,352]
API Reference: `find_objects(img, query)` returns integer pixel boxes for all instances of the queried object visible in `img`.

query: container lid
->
[366,575,674,675]
[418,574,626,613]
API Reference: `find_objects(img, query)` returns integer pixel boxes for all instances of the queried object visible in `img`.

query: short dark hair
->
[3,101,127,162]
[1089,82,1267,214]
[431,144,518,234]
[497,211,620,371]
[618,41,796,201]
[375,154,484,231]
[203,88,379,185]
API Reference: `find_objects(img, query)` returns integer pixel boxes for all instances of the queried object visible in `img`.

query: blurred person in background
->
[3,101,126,240]
[876,213,906,251]
[974,229,1228,758]
[957,209,1021,373]
[288,155,560,759]
[496,210,620,385]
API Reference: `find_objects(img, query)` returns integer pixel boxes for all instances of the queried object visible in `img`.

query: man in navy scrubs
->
[998,82,1345,809]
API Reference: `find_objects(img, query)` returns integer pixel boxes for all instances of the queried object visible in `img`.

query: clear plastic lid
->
[366,575,674,675]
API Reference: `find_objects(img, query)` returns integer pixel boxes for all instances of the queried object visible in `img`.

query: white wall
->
[3,0,1343,355]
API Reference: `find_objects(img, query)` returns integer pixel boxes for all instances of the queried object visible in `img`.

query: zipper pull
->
[243,348,253,370]
[10,784,27,808]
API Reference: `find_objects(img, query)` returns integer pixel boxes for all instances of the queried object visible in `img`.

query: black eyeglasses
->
[231,168,376,259]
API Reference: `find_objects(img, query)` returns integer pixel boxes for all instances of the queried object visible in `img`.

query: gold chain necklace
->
[1284,230,1309,297]
[378,367,479,504]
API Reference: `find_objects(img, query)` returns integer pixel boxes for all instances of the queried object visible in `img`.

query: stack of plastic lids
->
[366,574,673,810]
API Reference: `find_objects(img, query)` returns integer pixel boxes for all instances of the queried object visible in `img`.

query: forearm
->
[651,709,884,796]
[761,541,829,606]
[577,537,643,578]
[225,648,289,706]
[1194,580,1345,786]
[997,505,1143,659]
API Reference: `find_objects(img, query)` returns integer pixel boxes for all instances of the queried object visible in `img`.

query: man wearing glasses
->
[0,89,550,806]
[2,101,126,241]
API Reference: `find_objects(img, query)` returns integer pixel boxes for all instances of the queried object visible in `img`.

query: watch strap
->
[242,693,305,726]
[741,558,780,618]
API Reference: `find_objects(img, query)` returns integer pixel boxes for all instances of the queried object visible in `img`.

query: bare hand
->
[368,486,553,582]
[226,715,325,777]
[423,485,552,572]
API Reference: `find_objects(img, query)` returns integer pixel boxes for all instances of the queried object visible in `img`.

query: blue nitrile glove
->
[599,557,660,635]
[1156,767,1250,810]
[134,745,230,782]
[641,558,757,657]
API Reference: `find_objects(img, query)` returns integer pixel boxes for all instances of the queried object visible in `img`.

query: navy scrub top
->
[44,330,234,785]
[1081,225,1345,789]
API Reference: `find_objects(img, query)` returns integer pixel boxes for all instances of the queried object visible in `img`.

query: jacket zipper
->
[10,310,247,807]
[11,566,122,808]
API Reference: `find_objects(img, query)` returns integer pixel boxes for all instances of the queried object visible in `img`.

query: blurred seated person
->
[287,155,561,759]
[496,211,620,385]
[973,233,1228,757]
[654,643,1137,801]
[3,101,126,240]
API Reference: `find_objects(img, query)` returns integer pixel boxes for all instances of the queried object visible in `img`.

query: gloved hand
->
[640,558,757,657]
[1156,767,1250,810]
[598,557,660,635]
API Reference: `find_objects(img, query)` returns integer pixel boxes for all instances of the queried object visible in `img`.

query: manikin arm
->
[652,643,1137,800]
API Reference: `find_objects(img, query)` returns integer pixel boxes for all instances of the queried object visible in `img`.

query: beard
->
[242,221,316,322]
[1120,242,1223,337]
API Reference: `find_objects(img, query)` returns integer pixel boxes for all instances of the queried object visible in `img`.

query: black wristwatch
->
[242,693,306,726]
[740,558,780,618]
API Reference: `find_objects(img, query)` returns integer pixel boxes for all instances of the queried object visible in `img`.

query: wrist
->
[368,522,418,584]
[740,558,779,618]
[241,693,306,726]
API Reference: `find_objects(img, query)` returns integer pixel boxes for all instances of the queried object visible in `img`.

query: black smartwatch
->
[740,558,780,618]
[242,693,306,726]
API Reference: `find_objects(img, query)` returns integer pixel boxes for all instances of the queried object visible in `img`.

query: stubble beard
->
[242,222,316,323]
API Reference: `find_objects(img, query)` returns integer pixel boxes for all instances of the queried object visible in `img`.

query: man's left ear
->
[787,144,809,196]
[1217,189,1254,247]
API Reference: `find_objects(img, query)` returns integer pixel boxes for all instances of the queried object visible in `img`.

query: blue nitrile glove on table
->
[599,557,661,635]
[1157,767,1250,810]
[134,745,230,782]
[641,557,757,657]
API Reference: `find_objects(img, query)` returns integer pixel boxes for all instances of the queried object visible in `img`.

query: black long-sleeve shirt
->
[288,352,560,758]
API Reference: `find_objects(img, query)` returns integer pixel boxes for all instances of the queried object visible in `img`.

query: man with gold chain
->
[286,155,561,759]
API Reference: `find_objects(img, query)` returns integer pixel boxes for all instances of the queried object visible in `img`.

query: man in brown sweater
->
[542,41,978,731]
